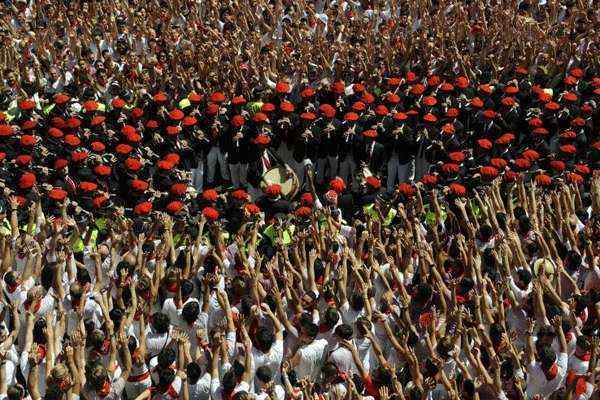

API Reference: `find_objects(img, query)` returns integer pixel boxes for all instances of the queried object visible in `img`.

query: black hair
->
[517,269,532,285]
[222,370,237,391]
[304,322,319,340]
[182,301,200,324]
[40,265,55,290]
[323,307,340,329]
[565,250,582,271]
[335,324,353,340]
[478,224,493,241]
[414,283,432,303]
[187,362,202,384]
[33,318,47,344]
[350,292,364,311]
[151,312,170,334]
[255,326,275,352]
[539,346,556,368]
[157,348,176,368]
[157,367,175,388]
[76,267,92,286]
[181,279,194,297]
[43,385,65,400]
[256,366,273,383]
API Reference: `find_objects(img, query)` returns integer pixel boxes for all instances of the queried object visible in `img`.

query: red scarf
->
[24,300,41,313]
[6,280,21,293]
[567,371,589,397]
[97,381,111,397]
[543,363,558,381]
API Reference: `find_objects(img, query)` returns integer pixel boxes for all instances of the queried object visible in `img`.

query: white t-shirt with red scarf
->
[526,352,568,399]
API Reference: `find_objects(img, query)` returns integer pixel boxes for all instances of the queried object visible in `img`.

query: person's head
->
[157,367,176,389]
[537,325,556,347]
[321,361,339,382]
[414,283,432,304]
[539,346,557,370]
[33,318,47,344]
[255,366,273,386]
[564,250,582,272]
[478,224,493,242]
[518,215,531,235]
[6,384,26,400]
[322,307,340,330]
[335,324,353,341]
[299,322,319,344]
[516,268,532,289]
[156,347,176,371]
[349,292,364,311]
[301,290,317,309]
[151,312,170,334]
[187,361,203,384]
[356,317,371,337]
[181,301,200,325]
[49,364,72,392]
[254,326,275,353]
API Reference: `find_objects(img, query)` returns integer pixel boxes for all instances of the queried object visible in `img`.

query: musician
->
[227,115,250,189]
[247,134,280,188]
[385,117,416,193]
[292,113,319,189]
[354,127,385,175]
[205,108,230,187]
[256,184,293,222]
[315,104,340,185]
[338,114,360,190]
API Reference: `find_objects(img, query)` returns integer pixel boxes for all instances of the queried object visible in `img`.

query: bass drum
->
[261,165,300,198]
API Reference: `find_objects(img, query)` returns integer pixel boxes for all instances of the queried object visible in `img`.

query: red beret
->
[441,123,455,135]
[386,93,401,104]
[116,143,134,155]
[66,118,81,129]
[515,66,529,75]
[362,129,377,138]
[188,93,204,103]
[295,206,312,218]
[71,150,89,162]
[165,126,180,136]
[420,174,438,186]
[210,92,226,103]
[131,179,149,191]
[331,81,345,95]
[569,67,584,79]
[205,103,219,116]
[490,158,508,169]
[232,96,246,106]
[406,72,417,83]
[482,110,496,120]
[478,84,493,95]
[300,87,315,98]
[361,92,375,104]
[0,125,14,137]
[549,160,565,172]
[131,108,144,119]
[20,135,37,146]
[504,170,519,182]
[504,86,519,95]
[423,113,438,123]
[570,117,585,127]
[455,76,470,89]
[16,154,32,166]
[91,116,106,126]
[387,77,401,87]
[535,174,552,186]
[166,201,184,214]
[329,177,346,194]
[83,100,98,112]
[352,101,366,112]
[514,158,532,170]
[111,97,126,108]
[574,164,590,175]
[532,127,549,136]
[353,83,365,93]
[319,104,336,119]
[423,96,437,106]
[18,172,36,189]
[254,134,271,145]
[121,125,136,136]
[427,75,441,87]
[157,160,175,170]
[564,75,577,86]
[440,83,454,92]
[449,150,465,162]
[261,103,276,113]
[0,152,5,161]
[442,163,460,174]
[245,203,261,215]
[375,105,389,116]
[562,92,578,102]
[21,120,37,130]
[54,159,68,170]
[538,91,552,103]
[202,206,219,221]
[153,93,168,103]
[496,133,515,145]
[164,153,180,165]
[300,192,314,206]
[79,181,98,192]
[397,183,416,197]
[64,134,81,147]
[300,112,316,121]
[231,115,245,128]
[449,183,466,196]
[265,184,282,197]
[410,84,425,95]
[393,112,408,121]
[202,189,218,202]
[544,102,560,111]
[125,158,143,171]
[252,112,268,123]
[477,139,493,150]
[344,112,359,122]
[446,108,460,118]
[134,202,153,215]
[275,82,291,94]
[169,109,185,121]
[170,183,187,196]
[559,144,577,154]
[501,97,516,107]
[93,195,109,209]
[231,189,249,201]
[127,132,142,143]
[280,101,295,113]
[49,188,68,201]
[480,166,499,177]
[470,97,484,108]
[366,176,381,189]
[94,165,112,176]
[146,120,159,129]
[19,99,36,110]
[566,173,583,184]
[522,149,540,161]
[54,94,70,105]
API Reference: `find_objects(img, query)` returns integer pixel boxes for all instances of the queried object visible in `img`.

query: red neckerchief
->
[37,344,47,359]
[567,371,589,397]
[331,371,348,385]
[542,363,558,381]
[166,282,178,293]
[24,300,41,313]
[6,280,21,293]
[97,380,111,397]
[576,352,592,362]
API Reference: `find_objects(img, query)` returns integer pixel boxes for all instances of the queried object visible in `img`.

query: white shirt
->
[526,352,568,398]
[295,338,328,380]
[251,338,284,389]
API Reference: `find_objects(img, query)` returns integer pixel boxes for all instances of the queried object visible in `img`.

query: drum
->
[261,165,300,198]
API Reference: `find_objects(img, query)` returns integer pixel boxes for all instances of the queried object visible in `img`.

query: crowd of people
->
[1,0,600,399]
